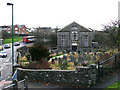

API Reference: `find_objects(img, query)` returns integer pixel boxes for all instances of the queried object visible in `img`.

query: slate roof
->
[0,26,8,28]
[59,22,91,32]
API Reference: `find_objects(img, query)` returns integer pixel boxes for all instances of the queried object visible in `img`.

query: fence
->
[98,52,120,81]
[3,76,28,90]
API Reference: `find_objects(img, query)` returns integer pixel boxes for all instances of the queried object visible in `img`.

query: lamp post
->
[7,3,14,75]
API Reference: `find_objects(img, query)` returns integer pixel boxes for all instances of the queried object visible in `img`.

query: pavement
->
[18,82,63,88]
[92,71,120,88]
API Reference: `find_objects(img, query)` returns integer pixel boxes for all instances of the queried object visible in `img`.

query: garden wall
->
[17,64,97,87]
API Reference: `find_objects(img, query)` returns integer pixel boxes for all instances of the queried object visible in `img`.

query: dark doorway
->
[72,46,77,51]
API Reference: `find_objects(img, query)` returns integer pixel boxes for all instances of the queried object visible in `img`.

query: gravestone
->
[72,51,75,55]
[51,50,54,54]
[58,57,61,64]
[63,50,66,54]
[63,55,67,60]
[96,49,98,52]
[56,50,58,56]
[91,49,94,52]
[52,58,55,64]
[55,57,57,61]
[78,57,82,64]
[78,51,81,54]
[94,52,96,55]
[93,56,96,60]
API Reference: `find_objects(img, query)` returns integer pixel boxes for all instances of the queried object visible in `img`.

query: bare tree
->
[102,20,119,48]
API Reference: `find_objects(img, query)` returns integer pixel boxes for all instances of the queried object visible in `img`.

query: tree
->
[1,30,12,39]
[49,33,57,46]
[92,31,107,47]
[102,20,119,48]
[29,43,50,62]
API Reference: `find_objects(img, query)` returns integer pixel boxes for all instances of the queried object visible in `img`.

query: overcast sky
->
[0,0,119,30]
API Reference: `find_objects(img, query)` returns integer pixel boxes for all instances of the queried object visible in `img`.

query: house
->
[7,25,27,35]
[0,25,8,31]
[57,22,93,51]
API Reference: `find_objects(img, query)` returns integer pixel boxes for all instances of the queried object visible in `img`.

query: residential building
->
[0,26,8,31]
[7,25,27,35]
[57,22,93,51]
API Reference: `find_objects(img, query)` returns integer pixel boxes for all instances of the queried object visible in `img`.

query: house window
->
[8,28,11,30]
[61,35,65,40]
[71,31,78,40]
[84,35,88,47]
[15,31,18,34]
[8,31,11,33]
[62,40,65,46]
[15,28,18,30]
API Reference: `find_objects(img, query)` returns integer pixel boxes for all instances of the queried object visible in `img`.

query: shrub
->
[29,43,50,62]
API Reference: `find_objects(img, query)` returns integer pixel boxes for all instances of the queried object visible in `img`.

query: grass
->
[108,81,120,89]
[3,35,23,44]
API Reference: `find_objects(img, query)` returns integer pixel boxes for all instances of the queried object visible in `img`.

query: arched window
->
[71,31,78,40]
[61,35,65,40]
[71,26,78,30]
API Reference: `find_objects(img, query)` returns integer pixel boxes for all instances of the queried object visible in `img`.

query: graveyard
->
[17,46,120,88]
[48,47,119,70]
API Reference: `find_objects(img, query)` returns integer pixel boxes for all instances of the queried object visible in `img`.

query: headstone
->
[55,57,57,61]
[58,57,62,64]
[52,58,55,64]
[72,51,75,55]
[69,55,73,60]
[78,57,82,64]
[63,50,66,54]
[51,50,54,54]
[91,49,94,52]
[93,56,96,60]
[96,49,98,52]
[78,51,80,54]
[56,50,58,56]
[63,55,67,60]
[103,50,105,53]
[94,52,96,55]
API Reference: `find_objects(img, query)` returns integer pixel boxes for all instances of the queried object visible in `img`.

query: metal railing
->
[97,52,120,81]
[3,76,28,90]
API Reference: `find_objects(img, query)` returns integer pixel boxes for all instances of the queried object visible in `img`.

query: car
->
[0,46,3,51]
[4,44,11,48]
[0,51,7,58]
[14,42,20,46]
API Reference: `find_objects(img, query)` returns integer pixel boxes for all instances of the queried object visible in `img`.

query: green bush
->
[108,81,120,88]
[29,43,50,62]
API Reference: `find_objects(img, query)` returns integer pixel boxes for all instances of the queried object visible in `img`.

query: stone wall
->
[17,64,97,87]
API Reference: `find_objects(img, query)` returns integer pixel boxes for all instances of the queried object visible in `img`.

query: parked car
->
[14,42,20,46]
[0,51,7,58]
[0,46,3,51]
[4,44,11,48]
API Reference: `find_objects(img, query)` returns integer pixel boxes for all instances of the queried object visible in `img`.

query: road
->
[0,42,32,80]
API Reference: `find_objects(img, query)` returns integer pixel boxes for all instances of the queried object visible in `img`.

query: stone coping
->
[17,68,75,72]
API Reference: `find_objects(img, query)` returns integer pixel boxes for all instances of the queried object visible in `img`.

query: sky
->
[0,0,119,30]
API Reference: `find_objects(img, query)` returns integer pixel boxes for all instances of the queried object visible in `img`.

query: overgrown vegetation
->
[20,43,51,69]
[108,81,120,88]
[29,43,50,62]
